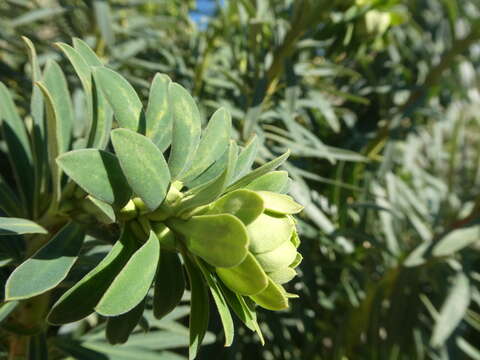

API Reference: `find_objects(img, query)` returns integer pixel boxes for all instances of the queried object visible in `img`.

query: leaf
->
[254,240,298,272]
[106,297,146,345]
[168,214,249,268]
[185,147,229,189]
[247,213,294,254]
[232,135,258,182]
[42,60,73,154]
[82,196,116,224]
[153,251,185,320]
[258,191,303,215]
[432,226,480,257]
[245,171,289,192]
[216,252,269,295]
[5,222,84,300]
[227,151,290,192]
[268,267,297,284]
[196,259,234,347]
[93,67,143,131]
[0,83,34,209]
[207,189,264,225]
[168,82,201,179]
[73,38,104,66]
[93,0,115,47]
[96,231,160,316]
[111,129,170,211]
[57,149,131,208]
[183,255,209,360]
[0,175,23,217]
[145,73,173,151]
[250,278,289,311]
[0,301,19,324]
[48,228,137,324]
[177,141,237,213]
[181,108,232,182]
[0,217,47,235]
[430,272,470,347]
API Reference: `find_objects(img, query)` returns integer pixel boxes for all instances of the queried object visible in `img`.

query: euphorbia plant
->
[0,37,303,359]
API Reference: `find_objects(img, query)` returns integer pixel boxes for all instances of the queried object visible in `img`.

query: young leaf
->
[72,38,104,66]
[168,214,249,268]
[93,67,143,131]
[181,108,232,182]
[207,189,264,225]
[168,82,201,179]
[250,278,289,311]
[145,73,173,151]
[245,171,289,192]
[258,191,303,215]
[227,151,290,192]
[196,259,234,347]
[111,129,170,211]
[153,251,185,320]
[0,217,47,236]
[106,297,146,345]
[183,255,210,360]
[5,222,84,301]
[48,228,137,324]
[96,231,160,316]
[57,149,131,208]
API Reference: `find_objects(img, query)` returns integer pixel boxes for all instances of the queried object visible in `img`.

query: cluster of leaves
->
[1,0,480,359]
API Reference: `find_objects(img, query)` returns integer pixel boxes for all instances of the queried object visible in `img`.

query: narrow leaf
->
[0,217,47,236]
[106,297,146,345]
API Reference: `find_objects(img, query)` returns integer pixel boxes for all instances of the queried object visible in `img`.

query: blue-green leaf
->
[5,222,84,300]
[0,217,47,236]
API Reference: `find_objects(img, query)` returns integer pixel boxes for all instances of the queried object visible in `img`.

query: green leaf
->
[268,267,297,284]
[196,259,234,347]
[111,129,170,211]
[57,149,131,208]
[96,230,160,316]
[254,240,298,272]
[177,141,237,213]
[0,217,47,236]
[183,255,209,360]
[5,222,84,300]
[432,225,480,257]
[145,73,173,151]
[430,272,470,347]
[0,175,23,217]
[106,297,146,345]
[245,171,289,192]
[93,67,143,131]
[0,83,34,210]
[232,135,258,182]
[48,228,137,324]
[73,38,104,66]
[247,213,294,254]
[168,82,201,179]
[0,301,19,324]
[207,189,264,225]
[250,278,289,311]
[181,108,232,182]
[82,196,116,224]
[153,251,185,320]
[43,60,73,154]
[258,191,303,215]
[185,147,229,189]
[216,252,269,295]
[35,82,62,205]
[168,214,249,268]
[227,151,290,192]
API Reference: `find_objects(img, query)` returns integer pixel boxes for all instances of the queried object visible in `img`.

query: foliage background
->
[1,0,480,359]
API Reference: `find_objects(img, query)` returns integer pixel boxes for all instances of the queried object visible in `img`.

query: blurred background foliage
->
[1,0,480,359]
